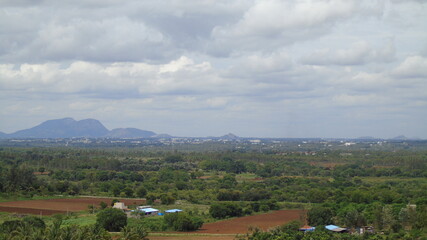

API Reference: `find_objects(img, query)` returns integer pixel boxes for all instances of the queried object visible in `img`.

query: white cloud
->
[301,40,395,66]
[393,56,427,78]
[208,0,384,55]
[0,57,222,98]
[0,0,426,138]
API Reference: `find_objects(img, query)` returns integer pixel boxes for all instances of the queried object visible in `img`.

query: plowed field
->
[0,197,146,215]
[198,209,304,234]
[150,209,304,240]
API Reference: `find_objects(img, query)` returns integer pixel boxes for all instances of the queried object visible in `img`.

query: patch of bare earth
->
[150,210,304,240]
[0,197,146,215]
[197,209,304,234]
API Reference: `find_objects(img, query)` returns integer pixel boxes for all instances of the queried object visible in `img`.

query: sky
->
[1,0,427,138]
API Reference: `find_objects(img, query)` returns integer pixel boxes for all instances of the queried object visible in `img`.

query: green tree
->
[99,201,108,210]
[96,208,127,232]
[136,186,147,198]
[307,206,334,226]
[160,193,175,205]
[164,212,203,231]
[164,155,184,163]
[210,202,243,219]
[123,187,134,198]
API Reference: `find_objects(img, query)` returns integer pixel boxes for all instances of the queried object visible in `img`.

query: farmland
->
[197,209,304,234]
[0,197,146,215]
[149,209,304,240]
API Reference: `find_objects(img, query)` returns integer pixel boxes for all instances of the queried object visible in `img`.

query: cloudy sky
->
[1,0,427,138]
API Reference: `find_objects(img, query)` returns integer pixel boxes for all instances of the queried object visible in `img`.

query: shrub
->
[99,201,108,209]
[23,216,46,229]
[210,202,243,219]
[0,220,24,233]
[164,212,203,231]
[121,225,148,240]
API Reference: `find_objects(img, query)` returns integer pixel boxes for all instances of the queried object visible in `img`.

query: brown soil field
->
[150,209,304,240]
[0,206,66,216]
[0,197,146,215]
[198,209,304,234]
[149,235,236,240]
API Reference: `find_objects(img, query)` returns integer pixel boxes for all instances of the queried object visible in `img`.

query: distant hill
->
[392,135,408,140]
[220,133,240,140]
[3,118,159,139]
[357,136,376,140]
[9,118,109,138]
[106,128,156,138]
[152,134,173,138]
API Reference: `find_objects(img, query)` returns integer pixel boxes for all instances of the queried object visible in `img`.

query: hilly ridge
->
[106,128,156,138]
[1,118,157,139]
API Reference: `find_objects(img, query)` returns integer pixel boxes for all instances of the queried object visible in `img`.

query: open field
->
[149,209,304,240]
[198,209,304,234]
[149,234,236,240]
[0,197,146,215]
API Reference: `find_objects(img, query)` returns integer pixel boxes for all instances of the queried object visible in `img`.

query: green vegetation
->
[163,212,203,231]
[96,208,127,232]
[0,141,426,239]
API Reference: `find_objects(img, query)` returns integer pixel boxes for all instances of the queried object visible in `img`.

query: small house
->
[325,225,348,233]
[113,202,129,211]
[136,206,159,216]
[165,209,183,213]
[299,225,315,232]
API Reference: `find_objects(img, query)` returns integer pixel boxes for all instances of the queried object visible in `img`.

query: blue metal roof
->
[139,208,159,213]
[165,209,183,213]
[325,225,339,230]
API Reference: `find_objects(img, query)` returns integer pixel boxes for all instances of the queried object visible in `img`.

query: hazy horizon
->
[1,1,426,139]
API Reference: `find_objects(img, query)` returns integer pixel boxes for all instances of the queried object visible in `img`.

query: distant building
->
[165,209,183,213]
[135,206,159,216]
[112,202,129,211]
[325,225,348,233]
[299,225,315,232]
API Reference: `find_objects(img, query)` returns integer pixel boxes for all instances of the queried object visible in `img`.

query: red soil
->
[197,209,304,234]
[0,206,66,216]
[150,210,304,240]
[0,197,146,215]
[149,236,235,240]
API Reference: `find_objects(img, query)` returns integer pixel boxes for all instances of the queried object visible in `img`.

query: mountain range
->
[0,118,159,139]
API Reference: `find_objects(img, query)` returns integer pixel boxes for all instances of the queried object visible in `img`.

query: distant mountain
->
[106,128,156,138]
[356,136,377,140]
[152,133,173,138]
[1,118,161,139]
[0,131,7,138]
[392,135,408,140]
[220,133,240,140]
[9,118,109,138]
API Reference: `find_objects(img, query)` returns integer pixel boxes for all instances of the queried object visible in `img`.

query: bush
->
[0,220,24,233]
[164,212,203,231]
[210,202,243,219]
[121,225,148,240]
[99,201,108,210]
[23,216,46,229]
[96,208,127,232]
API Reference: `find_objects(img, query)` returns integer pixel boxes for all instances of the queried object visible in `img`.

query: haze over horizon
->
[1,1,426,139]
